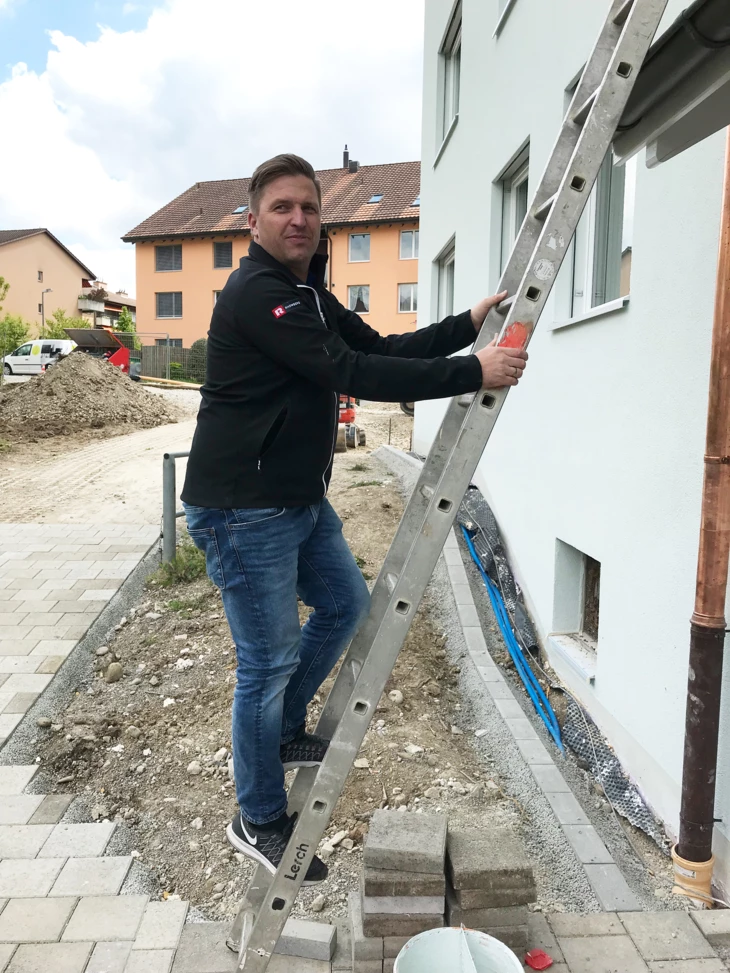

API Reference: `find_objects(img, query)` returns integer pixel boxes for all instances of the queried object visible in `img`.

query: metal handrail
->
[162,451,190,562]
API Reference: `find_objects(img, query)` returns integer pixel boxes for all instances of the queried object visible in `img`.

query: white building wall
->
[417,0,730,882]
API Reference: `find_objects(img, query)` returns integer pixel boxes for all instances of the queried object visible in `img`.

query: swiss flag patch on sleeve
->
[272,305,286,318]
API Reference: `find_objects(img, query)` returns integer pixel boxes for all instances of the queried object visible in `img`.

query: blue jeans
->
[184,500,370,825]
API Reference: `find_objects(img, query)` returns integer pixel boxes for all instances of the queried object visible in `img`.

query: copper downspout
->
[676,128,730,890]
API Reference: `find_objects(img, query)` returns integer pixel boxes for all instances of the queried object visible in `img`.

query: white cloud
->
[0,0,425,295]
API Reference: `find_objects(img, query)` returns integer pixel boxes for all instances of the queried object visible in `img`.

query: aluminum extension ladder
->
[229,1,668,968]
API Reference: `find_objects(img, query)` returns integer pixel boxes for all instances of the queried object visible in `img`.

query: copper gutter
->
[676,128,730,892]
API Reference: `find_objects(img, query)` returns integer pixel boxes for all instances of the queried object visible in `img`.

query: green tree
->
[0,314,30,359]
[44,308,90,340]
[116,306,136,333]
[0,277,9,316]
[188,338,207,383]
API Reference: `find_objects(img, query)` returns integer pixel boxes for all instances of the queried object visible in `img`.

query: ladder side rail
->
[293,0,633,750]
[235,1,668,968]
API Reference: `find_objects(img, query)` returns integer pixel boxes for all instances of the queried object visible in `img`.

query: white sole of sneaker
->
[225,823,325,886]
[282,759,323,772]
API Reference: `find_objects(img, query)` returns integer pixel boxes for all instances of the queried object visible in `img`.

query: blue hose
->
[460,525,564,754]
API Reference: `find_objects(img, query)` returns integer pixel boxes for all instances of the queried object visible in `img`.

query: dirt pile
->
[0,352,178,438]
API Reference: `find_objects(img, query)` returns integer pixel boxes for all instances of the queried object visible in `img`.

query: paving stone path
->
[1,525,729,971]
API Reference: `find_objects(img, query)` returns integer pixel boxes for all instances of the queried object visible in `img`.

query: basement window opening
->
[552,539,601,654]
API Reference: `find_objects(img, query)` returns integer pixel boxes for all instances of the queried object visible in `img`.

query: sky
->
[0,0,425,296]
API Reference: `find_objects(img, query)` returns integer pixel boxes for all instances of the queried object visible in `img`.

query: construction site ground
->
[1,374,728,970]
[20,395,531,927]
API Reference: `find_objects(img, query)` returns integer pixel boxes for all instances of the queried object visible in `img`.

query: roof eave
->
[123,214,420,244]
[614,0,730,164]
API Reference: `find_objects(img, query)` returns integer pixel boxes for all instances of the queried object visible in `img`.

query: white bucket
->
[394,927,523,973]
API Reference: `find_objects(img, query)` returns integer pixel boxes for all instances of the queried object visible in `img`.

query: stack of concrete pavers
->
[350,810,448,973]
[445,826,536,953]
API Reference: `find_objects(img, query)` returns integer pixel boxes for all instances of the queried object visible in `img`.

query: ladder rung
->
[533,193,557,222]
[495,295,517,313]
[613,0,634,25]
[572,90,597,126]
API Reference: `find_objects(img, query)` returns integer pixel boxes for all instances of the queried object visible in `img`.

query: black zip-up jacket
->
[181,242,483,508]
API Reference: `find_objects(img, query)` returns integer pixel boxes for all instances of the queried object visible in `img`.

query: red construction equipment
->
[336,394,366,452]
[63,327,141,379]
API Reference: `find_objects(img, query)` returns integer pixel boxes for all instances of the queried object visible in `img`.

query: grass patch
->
[354,554,373,581]
[150,538,207,588]
[0,439,12,453]
[351,463,369,472]
[348,480,382,489]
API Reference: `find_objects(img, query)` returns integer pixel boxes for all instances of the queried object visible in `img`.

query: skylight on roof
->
[233,205,248,214]
[412,196,421,206]
[367,194,383,204]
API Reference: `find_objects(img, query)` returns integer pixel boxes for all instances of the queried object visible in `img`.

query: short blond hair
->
[249,154,322,214]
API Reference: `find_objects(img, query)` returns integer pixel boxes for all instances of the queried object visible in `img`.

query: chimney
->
[343,144,349,169]
[348,159,360,173]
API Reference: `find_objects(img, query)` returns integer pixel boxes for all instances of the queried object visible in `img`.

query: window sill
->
[493,0,518,36]
[547,634,596,686]
[548,295,629,333]
[434,114,459,168]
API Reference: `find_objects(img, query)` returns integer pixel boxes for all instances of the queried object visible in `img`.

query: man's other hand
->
[475,337,528,388]
[471,291,509,331]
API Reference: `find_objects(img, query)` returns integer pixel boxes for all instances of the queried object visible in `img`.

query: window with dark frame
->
[37,271,43,282]
[37,304,43,314]
[155,244,182,272]
[213,241,233,269]
[155,338,183,347]
[156,292,183,318]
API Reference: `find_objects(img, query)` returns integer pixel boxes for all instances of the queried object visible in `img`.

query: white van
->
[1,339,76,376]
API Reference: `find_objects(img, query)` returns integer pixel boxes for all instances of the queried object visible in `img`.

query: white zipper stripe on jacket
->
[297,284,339,496]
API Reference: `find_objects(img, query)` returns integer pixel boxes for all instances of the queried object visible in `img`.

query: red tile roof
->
[122,161,420,242]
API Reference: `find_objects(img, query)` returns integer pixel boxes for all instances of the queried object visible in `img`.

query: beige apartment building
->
[0,229,96,330]
[123,154,421,347]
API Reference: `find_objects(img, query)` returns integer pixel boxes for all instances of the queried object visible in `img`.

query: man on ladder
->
[181,152,528,883]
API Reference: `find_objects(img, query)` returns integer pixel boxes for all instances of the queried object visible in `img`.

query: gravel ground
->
[378,446,682,916]
[145,386,201,419]
[23,402,544,928]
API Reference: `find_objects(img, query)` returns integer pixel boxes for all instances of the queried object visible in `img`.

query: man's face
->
[248,174,321,275]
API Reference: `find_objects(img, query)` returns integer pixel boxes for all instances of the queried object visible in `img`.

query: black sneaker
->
[280,729,329,772]
[226,811,328,884]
